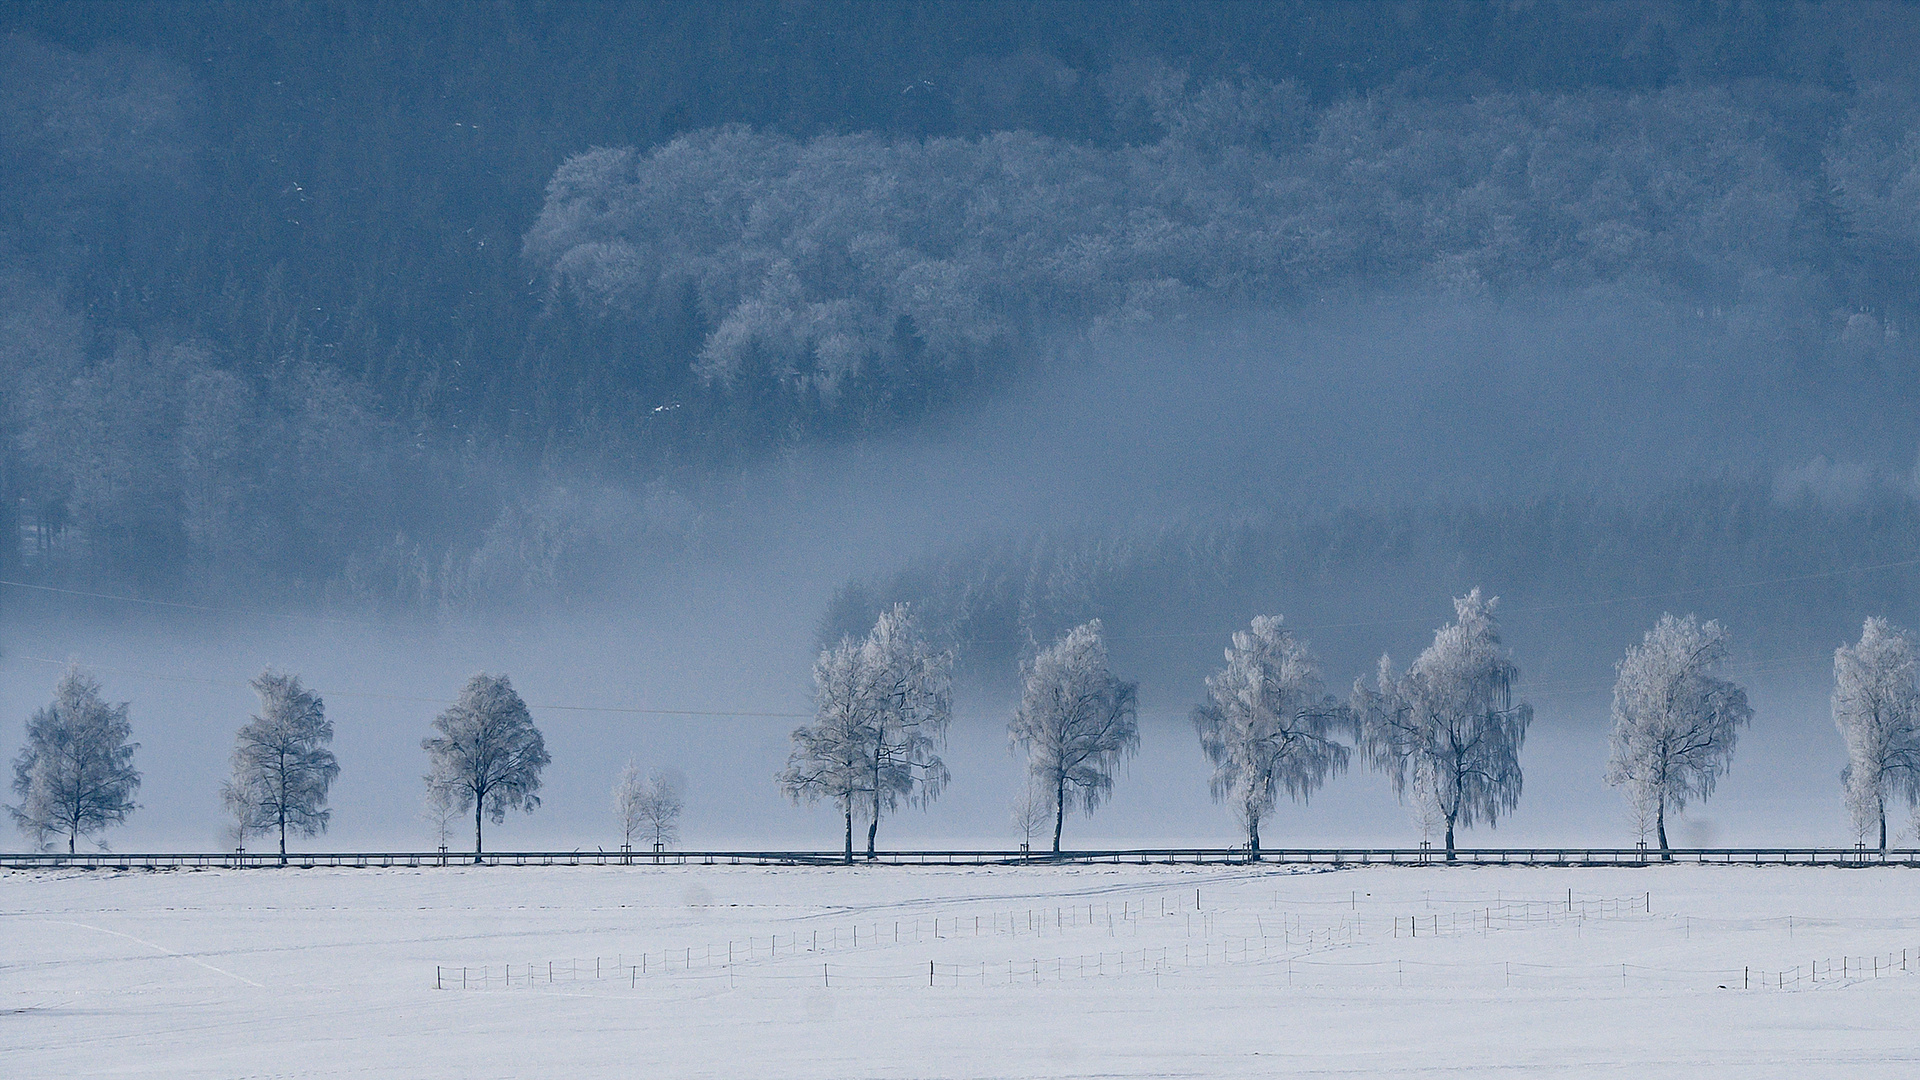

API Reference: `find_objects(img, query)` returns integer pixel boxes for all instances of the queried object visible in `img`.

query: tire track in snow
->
[33,919,265,987]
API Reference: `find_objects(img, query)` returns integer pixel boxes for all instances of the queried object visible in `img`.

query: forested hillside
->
[2,1,1918,617]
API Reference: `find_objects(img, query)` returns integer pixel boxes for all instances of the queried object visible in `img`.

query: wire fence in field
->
[433,945,1920,993]
[436,886,1847,993]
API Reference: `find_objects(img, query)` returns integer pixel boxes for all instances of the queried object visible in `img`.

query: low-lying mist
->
[5,294,1912,852]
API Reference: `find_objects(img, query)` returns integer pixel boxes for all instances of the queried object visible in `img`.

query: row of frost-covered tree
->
[13,601,1920,858]
[782,594,1920,861]
[7,665,677,863]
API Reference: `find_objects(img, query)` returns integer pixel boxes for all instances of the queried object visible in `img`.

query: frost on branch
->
[1009,619,1139,853]
[1604,614,1751,858]
[1355,589,1530,860]
[422,673,549,862]
[1832,617,1920,851]
[9,665,140,855]
[614,759,684,851]
[1192,616,1351,858]
[222,670,338,864]
[780,604,951,862]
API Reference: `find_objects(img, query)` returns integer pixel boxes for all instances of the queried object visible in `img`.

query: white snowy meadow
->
[7,862,1919,1078]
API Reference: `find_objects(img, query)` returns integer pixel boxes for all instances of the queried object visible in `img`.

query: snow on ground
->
[5,862,1919,1078]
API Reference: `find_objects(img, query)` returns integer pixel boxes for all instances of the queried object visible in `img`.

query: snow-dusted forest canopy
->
[2,0,1919,655]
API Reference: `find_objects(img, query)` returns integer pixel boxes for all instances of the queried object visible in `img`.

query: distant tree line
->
[12,603,1920,859]
[818,485,1920,682]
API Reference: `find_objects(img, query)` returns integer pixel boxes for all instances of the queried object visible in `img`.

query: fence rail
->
[6,846,1920,870]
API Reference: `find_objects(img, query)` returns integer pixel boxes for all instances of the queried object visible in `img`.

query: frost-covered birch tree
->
[422,674,549,862]
[613,760,683,850]
[1833,617,1920,852]
[1009,620,1139,853]
[855,605,953,856]
[780,636,871,862]
[1193,616,1350,859]
[1604,614,1751,859]
[222,670,338,865]
[781,604,951,861]
[1354,590,1530,861]
[9,666,141,854]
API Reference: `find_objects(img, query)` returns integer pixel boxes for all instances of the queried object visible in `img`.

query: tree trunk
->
[1052,774,1066,854]
[1248,818,1261,862]
[1657,803,1671,861]
[1444,814,1456,863]
[279,808,288,867]
[473,799,485,864]
[866,757,881,859]
[68,827,76,856]
[1880,798,1888,854]
[843,806,853,865]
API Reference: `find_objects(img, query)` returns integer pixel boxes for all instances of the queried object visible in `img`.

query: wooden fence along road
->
[6,847,1920,870]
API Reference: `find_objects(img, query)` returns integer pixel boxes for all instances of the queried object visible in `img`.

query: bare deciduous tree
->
[1193,616,1351,859]
[1355,590,1530,861]
[782,604,951,861]
[1009,620,1139,853]
[780,636,871,863]
[222,670,338,865]
[10,665,140,854]
[614,760,684,851]
[1604,614,1751,859]
[422,673,549,862]
[1833,617,1920,852]
[1010,783,1050,853]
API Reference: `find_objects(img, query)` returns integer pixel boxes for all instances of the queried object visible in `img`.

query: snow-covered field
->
[6,863,1918,1078]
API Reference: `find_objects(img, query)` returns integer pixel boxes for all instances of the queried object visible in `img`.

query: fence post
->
[437,966,441,990]
[930,960,934,987]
